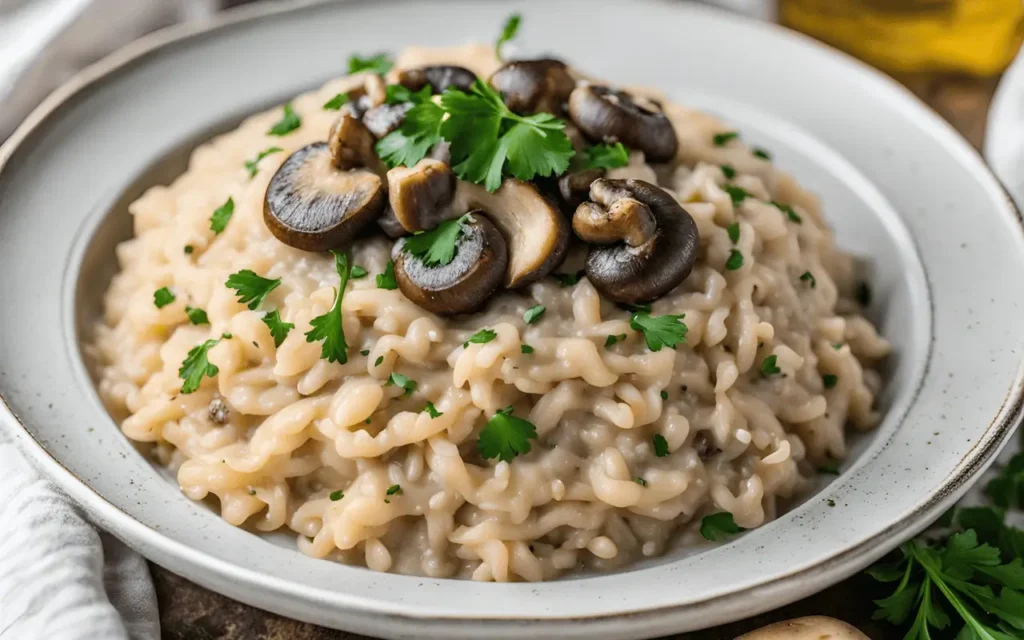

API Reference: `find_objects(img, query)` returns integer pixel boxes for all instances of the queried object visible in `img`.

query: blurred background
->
[3,0,1023,141]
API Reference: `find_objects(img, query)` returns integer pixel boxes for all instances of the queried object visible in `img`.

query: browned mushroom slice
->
[393,214,508,315]
[568,85,678,163]
[327,114,380,171]
[489,59,576,114]
[454,179,569,288]
[398,65,477,94]
[264,143,385,251]
[575,178,699,304]
[388,159,457,233]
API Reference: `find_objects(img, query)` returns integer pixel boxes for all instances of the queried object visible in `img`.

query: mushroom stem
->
[573,198,655,247]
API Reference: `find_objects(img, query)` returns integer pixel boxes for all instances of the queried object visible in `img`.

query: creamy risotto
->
[93,42,890,582]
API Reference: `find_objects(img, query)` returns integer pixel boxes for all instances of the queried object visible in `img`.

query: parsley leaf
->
[178,337,224,394]
[467,329,497,345]
[244,147,283,178]
[185,306,209,325]
[350,265,368,279]
[210,197,235,234]
[753,148,772,161]
[478,406,538,463]
[329,490,344,501]
[304,250,351,363]
[520,344,534,354]
[553,271,584,287]
[629,312,687,351]
[800,271,817,288]
[653,434,670,457]
[184,245,194,255]
[725,249,744,271]
[772,200,802,224]
[153,287,175,309]
[376,261,398,290]
[712,131,739,146]
[323,92,349,111]
[423,401,443,419]
[384,84,432,106]
[386,484,402,496]
[722,185,749,208]
[262,309,294,347]
[985,453,1024,509]
[376,100,445,169]
[348,53,392,75]
[226,269,281,310]
[760,355,781,376]
[605,333,627,348]
[700,512,746,541]
[823,373,838,389]
[267,104,301,136]
[495,13,521,60]
[523,305,545,324]
[580,142,629,170]
[402,215,466,267]
[727,222,740,244]
[720,164,736,179]
[385,372,417,396]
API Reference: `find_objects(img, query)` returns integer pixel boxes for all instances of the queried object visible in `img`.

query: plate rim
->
[2,0,1023,634]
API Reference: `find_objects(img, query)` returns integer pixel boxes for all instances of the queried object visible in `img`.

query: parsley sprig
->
[226,270,281,310]
[178,333,231,394]
[478,406,538,463]
[244,147,283,178]
[495,13,521,60]
[403,215,466,266]
[348,53,392,75]
[304,251,351,363]
[629,312,687,351]
[267,104,301,137]
[262,310,293,347]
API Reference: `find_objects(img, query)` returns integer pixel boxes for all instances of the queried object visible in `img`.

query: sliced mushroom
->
[327,113,380,171]
[737,616,869,640]
[362,102,413,139]
[489,59,576,114]
[393,214,508,315]
[575,178,698,304]
[454,179,569,288]
[388,159,457,232]
[398,65,477,94]
[568,85,678,163]
[264,143,385,251]
[558,167,605,211]
[340,74,388,119]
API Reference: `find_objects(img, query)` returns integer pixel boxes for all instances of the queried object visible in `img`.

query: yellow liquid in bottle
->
[779,0,1024,75]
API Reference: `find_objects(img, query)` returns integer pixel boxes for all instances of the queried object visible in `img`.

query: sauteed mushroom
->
[398,65,477,94]
[568,85,678,162]
[489,59,576,114]
[388,159,457,232]
[327,113,380,171]
[558,167,605,211]
[574,178,698,304]
[393,214,507,315]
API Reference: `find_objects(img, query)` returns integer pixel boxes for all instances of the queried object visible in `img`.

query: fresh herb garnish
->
[376,261,398,290]
[386,484,402,496]
[523,305,546,324]
[385,372,417,396]
[985,452,1024,509]
[403,215,467,266]
[605,333,627,348]
[727,222,740,244]
[722,185,749,208]
[262,309,293,347]
[360,349,370,356]
[153,287,175,309]
[226,269,281,310]
[629,312,687,352]
[712,131,739,146]
[305,250,351,363]
[772,200,802,224]
[856,281,872,307]
[822,373,838,389]
[467,329,497,345]
[653,434,670,457]
[725,249,744,271]
[210,197,235,234]
[184,245,194,255]
[244,147,283,178]
[322,92,350,111]
[383,84,431,106]
[753,148,772,161]
[700,512,746,541]
[800,271,817,288]
[375,99,445,170]
[553,271,584,287]
[720,164,736,179]
[348,53,393,75]
[634,477,647,487]
[760,354,781,376]
[178,336,226,394]
[580,142,629,170]
[185,306,209,325]
[267,104,301,136]
[660,391,668,400]
[423,402,443,419]
[374,356,383,367]
[819,461,841,475]
[329,490,344,501]
[495,13,521,60]
[350,265,368,279]
[478,406,538,463]
[520,344,534,354]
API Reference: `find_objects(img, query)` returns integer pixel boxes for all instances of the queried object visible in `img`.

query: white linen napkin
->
[0,429,160,640]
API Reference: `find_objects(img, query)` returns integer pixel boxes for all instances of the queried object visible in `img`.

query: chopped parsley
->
[467,329,497,345]
[348,53,393,75]
[376,260,398,290]
[604,333,627,348]
[244,147,283,178]
[329,490,344,501]
[580,142,629,170]
[760,354,781,376]
[403,215,467,267]
[185,306,209,325]
[153,287,175,309]
[178,336,228,394]
[495,13,521,60]
[226,269,281,310]
[725,249,744,271]
[720,164,736,179]
[267,104,301,136]
[800,271,817,288]
[523,305,546,324]
[374,356,383,366]
[629,312,687,352]
[478,406,538,463]
[210,197,235,234]
[753,148,772,161]
[322,92,350,111]
[856,281,872,307]
[520,344,535,354]
[385,484,402,496]
[772,200,802,224]
[553,271,584,287]
[634,477,647,487]
[423,402,443,419]
[712,131,739,146]
[822,373,838,389]
[350,265,368,279]
[818,461,841,475]
[262,310,294,347]
[184,245,194,255]
[653,434,670,457]
[660,391,668,400]
[385,372,417,396]
[360,349,370,356]
[700,512,746,541]
[304,250,351,363]
[727,222,740,244]
[722,185,749,208]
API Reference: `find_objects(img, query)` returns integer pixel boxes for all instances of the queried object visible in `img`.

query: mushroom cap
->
[398,65,477,94]
[264,143,385,251]
[489,58,577,114]
[327,114,380,171]
[578,178,699,304]
[393,213,508,316]
[454,179,570,288]
[558,167,606,211]
[568,85,678,163]
[388,159,457,233]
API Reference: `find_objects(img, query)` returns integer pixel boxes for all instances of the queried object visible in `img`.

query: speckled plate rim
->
[1,1,1023,638]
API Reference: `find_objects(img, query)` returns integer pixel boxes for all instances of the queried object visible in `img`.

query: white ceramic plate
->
[2,1,1023,638]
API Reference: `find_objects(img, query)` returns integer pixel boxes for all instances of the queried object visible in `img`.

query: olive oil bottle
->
[779,0,1024,75]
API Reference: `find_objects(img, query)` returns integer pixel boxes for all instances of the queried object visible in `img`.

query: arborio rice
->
[93,44,890,581]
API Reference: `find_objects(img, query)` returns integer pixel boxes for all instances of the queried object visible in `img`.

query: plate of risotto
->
[2,0,1023,638]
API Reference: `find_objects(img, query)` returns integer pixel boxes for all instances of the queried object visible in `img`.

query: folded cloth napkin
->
[0,429,160,640]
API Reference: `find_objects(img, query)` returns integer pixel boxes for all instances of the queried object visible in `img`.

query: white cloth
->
[0,430,160,640]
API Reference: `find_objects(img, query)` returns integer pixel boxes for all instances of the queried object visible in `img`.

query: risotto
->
[93,41,890,582]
